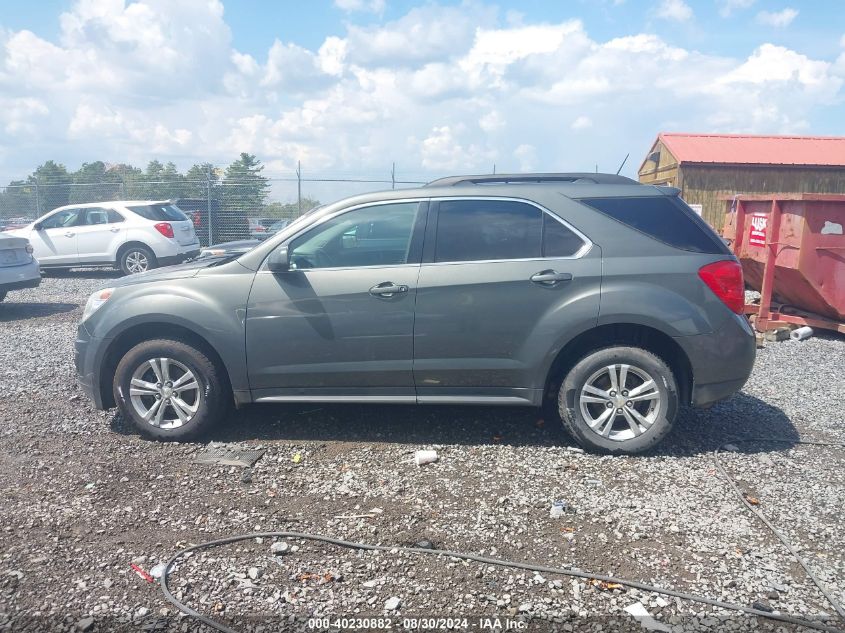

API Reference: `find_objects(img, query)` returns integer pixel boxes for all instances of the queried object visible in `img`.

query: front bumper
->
[675,312,757,408]
[75,322,107,409]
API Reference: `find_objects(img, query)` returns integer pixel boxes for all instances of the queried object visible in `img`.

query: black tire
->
[119,245,157,275]
[556,346,678,455]
[113,338,229,441]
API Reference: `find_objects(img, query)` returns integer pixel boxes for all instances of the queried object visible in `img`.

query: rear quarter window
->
[126,204,189,222]
[579,196,729,254]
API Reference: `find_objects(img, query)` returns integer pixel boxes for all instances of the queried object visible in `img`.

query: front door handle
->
[530,270,573,285]
[369,282,409,297]
[64,232,75,238]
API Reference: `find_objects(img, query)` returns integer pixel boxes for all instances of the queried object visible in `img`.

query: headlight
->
[82,288,114,321]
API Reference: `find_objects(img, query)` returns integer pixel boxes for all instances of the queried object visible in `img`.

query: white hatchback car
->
[0,233,40,302]
[7,200,200,275]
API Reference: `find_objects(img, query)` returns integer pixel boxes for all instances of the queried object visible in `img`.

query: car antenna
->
[616,153,629,175]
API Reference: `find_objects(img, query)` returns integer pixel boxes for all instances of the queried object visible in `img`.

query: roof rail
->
[424,172,638,187]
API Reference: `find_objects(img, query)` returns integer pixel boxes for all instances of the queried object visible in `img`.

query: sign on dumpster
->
[748,213,768,247]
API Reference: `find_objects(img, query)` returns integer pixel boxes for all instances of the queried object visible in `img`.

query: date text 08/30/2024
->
[307,617,529,630]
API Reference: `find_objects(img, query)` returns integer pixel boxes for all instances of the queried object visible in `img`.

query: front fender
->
[84,270,253,392]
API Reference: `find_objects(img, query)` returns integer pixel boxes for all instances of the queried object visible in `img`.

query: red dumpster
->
[722,193,845,334]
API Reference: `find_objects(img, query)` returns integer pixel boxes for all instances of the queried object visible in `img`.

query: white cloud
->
[479,111,505,133]
[344,4,496,67]
[420,125,495,171]
[571,116,593,130]
[0,97,49,135]
[0,0,842,183]
[756,8,798,28]
[334,0,385,13]
[261,40,332,92]
[655,0,694,22]
[514,144,537,171]
[717,0,755,17]
[318,36,347,76]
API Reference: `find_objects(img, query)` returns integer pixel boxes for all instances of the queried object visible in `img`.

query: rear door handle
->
[110,227,120,233]
[530,270,573,285]
[369,282,408,297]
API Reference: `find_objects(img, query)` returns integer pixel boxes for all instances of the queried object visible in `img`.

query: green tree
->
[263,197,320,220]
[159,161,186,199]
[0,179,38,219]
[28,161,72,212]
[70,161,126,203]
[183,163,220,198]
[127,160,186,200]
[223,153,269,215]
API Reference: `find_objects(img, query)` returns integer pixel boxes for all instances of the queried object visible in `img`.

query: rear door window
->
[83,208,110,225]
[543,214,586,257]
[579,196,729,254]
[126,203,189,222]
[434,200,542,262]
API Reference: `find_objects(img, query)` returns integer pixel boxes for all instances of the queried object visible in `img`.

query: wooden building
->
[638,133,845,229]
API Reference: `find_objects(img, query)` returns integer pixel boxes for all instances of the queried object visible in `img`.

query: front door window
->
[289,202,421,269]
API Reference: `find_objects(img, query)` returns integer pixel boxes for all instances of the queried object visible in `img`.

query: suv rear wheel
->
[557,346,678,454]
[119,245,156,275]
[113,338,229,441]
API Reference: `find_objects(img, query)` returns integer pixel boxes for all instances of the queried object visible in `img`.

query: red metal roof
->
[656,133,845,167]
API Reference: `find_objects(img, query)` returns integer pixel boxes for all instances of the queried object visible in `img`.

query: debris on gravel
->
[0,272,843,632]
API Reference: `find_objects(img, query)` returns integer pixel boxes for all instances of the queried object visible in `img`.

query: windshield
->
[280,205,325,235]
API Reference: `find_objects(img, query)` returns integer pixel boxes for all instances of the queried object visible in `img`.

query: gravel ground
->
[0,273,843,633]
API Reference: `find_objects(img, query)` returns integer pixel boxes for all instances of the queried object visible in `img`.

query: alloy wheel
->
[129,357,201,429]
[125,251,149,273]
[578,363,664,441]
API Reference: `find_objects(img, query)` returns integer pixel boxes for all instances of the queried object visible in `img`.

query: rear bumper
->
[0,275,41,292]
[0,260,41,292]
[675,313,757,407]
[159,249,200,267]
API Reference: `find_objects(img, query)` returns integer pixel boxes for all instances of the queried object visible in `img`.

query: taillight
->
[25,244,34,254]
[698,260,745,314]
[154,222,174,238]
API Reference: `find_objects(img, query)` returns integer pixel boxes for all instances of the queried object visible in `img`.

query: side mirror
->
[33,222,43,231]
[267,245,291,272]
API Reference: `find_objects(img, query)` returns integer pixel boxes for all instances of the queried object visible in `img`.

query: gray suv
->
[75,174,756,454]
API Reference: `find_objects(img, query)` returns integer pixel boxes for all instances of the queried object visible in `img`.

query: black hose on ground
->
[159,438,845,633]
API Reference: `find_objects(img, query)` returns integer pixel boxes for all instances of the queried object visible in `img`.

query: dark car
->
[75,173,755,454]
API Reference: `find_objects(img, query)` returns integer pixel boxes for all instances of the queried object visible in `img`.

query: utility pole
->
[206,167,213,246]
[34,181,41,216]
[297,161,302,215]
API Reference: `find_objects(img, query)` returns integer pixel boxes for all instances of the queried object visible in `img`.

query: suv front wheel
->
[113,338,229,441]
[557,346,678,454]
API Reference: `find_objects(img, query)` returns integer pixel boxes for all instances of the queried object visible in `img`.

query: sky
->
[0,0,844,190]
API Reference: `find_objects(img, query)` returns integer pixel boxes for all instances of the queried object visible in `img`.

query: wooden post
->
[757,199,783,332]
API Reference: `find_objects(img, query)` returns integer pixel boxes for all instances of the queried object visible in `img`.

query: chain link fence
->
[0,168,428,246]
